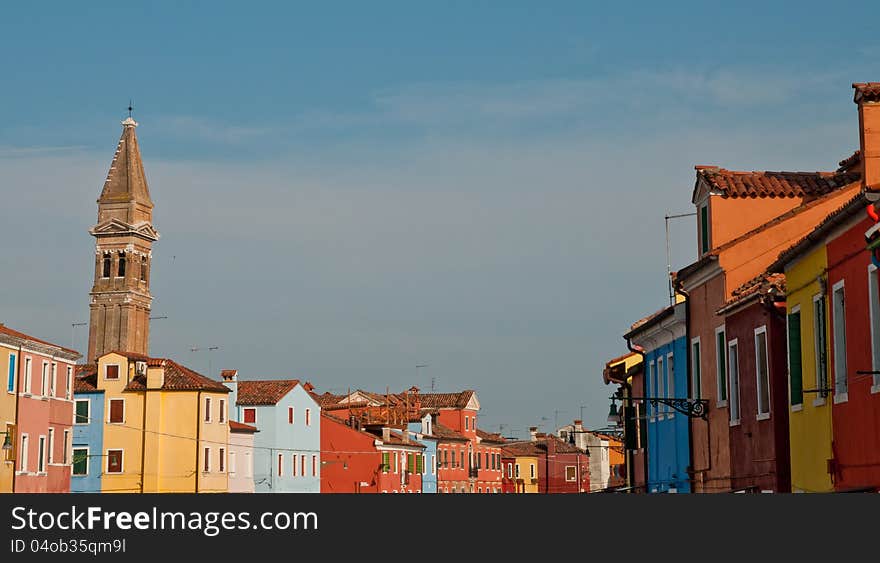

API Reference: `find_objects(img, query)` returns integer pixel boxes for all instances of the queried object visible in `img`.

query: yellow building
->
[0,344,17,493]
[90,351,230,493]
[772,245,834,493]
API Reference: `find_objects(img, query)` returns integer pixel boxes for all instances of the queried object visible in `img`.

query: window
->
[417,454,424,474]
[243,408,256,424]
[530,464,536,479]
[219,448,225,472]
[204,447,211,473]
[312,455,317,476]
[507,464,513,479]
[19,435,28,472]
[691,338,701,399]
[41,362,49,396]
[62,430,70,464]
[515,464,520,478]
[870,265,880,390]
[72,448,88,476]
[229,452,237,475]
[288,407,294,424]
[108,399,124,424]
[459,450,464,469]
[700,203,710,254]
[832,281,847,400]
[50,362,57,397]
[301,455,306,476]
[75,399,90,424]
[219,399,226,423]
[204,397,212,422]
[117,252,126,277]
[667,353,675,417]
[305,408,311,426]
[277,454,283,476]
[788,307,803,407]
[657,356,665,415]
[37,436,46,472]
[7,353,16,393]
[716,327,728,404]
[465,416,469,430]
[66,366,72,400]
[105,364,119,380]
[140,256,148,282]
[755,327,771,418]
[382,452,390,473]
[814,294,829,399]
[431,454,436,475]
[565,466,577,482]
[728,339,740,424]
[407,453,415,473]
[293,453,298,476]
[648,360,657,419]
[48,428,55,464]
[245,453,252,478]
[107,449,123,474]
[102,254,111,278]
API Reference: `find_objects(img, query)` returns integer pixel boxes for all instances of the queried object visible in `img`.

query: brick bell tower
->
[86,116,159,363]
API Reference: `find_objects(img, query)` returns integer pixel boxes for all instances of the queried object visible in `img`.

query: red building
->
[434,423,470,492]
[716,273,792,492]
[0,324,81,493]
[502,430,590,493]
[500,457,517,493]
[475,428,505,493]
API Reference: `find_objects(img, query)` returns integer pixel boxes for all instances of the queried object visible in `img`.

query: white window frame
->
[787,304,804,412]
[699,202,710,255]
[312,455,317,476]
[813,293,828,407]
[37,435,47,474]
[243,407,257,425]
[229,451,237,476]
[690,337,701,400]
[219,399,226,423]
[41,362,49,397]
[104,363,120,381]
[715,326,728,407]
[728,338,740,426]
[754,326,771,420]
[50,362,57,397]
[288,406,294,425]
[515,464,520,479]
[62,429,70,465]
[831,280,848,403]
[305,408,311,426]
[219,448,225,473]
[72,447,89,476]
[204,447,212,473]
[648,360,657,420]
[48,428,55,465]
[19,434,29,473]
[431,454,436,475]
[870,265,880,394]
[666,352,675,420]
[565,465,577,482]
[106,449,124,474]
[657,356,665,416]
[245,452,252,478]
[24,357,32,395]
[204,397,213,423]
[75,399,90,425]
[66,366,72,400]
[108,398,125,424]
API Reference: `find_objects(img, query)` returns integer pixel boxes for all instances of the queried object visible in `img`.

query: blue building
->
[71,367,104,493]
[223,371,321,493]
[625,301,691,493]
[408,412,438,493]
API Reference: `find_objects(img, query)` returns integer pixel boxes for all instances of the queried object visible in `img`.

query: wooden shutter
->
[788,312,803,405]
[382,452,390,472]
[407,453,414,473]
[109,400,123,423]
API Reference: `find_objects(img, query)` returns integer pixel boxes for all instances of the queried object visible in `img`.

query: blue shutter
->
[7,355,15,392]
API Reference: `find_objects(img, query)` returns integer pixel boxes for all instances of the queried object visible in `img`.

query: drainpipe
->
[195,391,202,493]
[675,282,696,493]
[625,337,648,492]
[140,385,147,494]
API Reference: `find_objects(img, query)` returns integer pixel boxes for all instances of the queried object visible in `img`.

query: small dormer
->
[146,361,165,390]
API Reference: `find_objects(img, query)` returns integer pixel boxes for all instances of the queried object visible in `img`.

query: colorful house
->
[223,371,321,493]
[0,324,80,493]
[501,442,540,493]
[624,301,691,493]
[93,351,230,493]
[474,428,505,493]
[228,420,258,493]
[678,162,860,493]
[319,411,382,493]
[716,273,791,492]
[71,366,104,492]
[434,423,471,492]
[602,352,647,492]
[408,412,439,493]
[501,428,589,493]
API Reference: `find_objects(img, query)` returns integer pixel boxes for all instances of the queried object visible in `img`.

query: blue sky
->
[2,1,879,436]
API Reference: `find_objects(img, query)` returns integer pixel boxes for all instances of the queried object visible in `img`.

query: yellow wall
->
[98,353,229,493]
[515,456,540,493]
[785,246,834,493]
[0,346,18,492]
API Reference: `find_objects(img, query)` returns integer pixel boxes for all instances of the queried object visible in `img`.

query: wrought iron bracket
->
[612,396,709,419]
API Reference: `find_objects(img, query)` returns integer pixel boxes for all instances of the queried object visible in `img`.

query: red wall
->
[320,415,381,493]
[437,441,468,492]
[827,215,880,490]
[539,446,590,494]
[724,300,791,492]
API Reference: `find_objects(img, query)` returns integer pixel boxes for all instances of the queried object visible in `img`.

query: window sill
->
[790,404,803,413]
[716,400,728,408]
[14,471,28,476]
[812,397,826,407]
[20,393,31,398]
[872,384,880,395]
[729,420,741,427]
[756,413,771,421]
[833,393,848,404]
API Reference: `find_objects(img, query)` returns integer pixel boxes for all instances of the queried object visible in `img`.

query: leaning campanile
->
[86,116,159,363]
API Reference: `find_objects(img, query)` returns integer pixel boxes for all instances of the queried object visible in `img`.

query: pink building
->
[0,324,81,493]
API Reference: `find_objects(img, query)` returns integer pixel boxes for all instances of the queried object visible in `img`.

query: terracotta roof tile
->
[236,379,300,405]
[74,365,99,393]
[229,420,259,433]
[0,323,80,356]
[476,428,506,444]
[717,272,786,314]
[105,350,152,361]
[854,82,880,103]
[419,391,475,409]
[124,359,229,393]
[838,150,861,172]
[432,423,470,442]
[697,167,858,199]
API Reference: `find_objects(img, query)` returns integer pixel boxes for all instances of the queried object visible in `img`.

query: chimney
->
[529,427,538,442]
[220,369,238,382]
[382,427,391,442]
[854,83,880,193]
[221,369,238,406]
[574,419,583,432]
[302,381,314,392]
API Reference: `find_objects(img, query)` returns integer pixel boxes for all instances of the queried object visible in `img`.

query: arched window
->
[117,252,126,277]
[140,256,148,282]
[102,253,111,278]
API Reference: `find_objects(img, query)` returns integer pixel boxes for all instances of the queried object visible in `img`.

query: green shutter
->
[701,205,710,254]
[72,449,88,476]
[788,312,803,405]
[382,452,390,473]
[717,331,727,401]
[407,453,415,473]
[75,400,89,424]
[416,454,423,474]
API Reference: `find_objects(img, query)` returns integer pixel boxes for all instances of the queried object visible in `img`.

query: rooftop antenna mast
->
[665,211,697,306]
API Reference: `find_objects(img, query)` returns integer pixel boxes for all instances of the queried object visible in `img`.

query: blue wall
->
[408,420,438,493]
[644,337,691,493]
[71,391,104,493]
[226,382,321,493]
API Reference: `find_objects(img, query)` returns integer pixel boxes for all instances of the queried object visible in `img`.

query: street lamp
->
[2,433,11,451]
[608,390,708,420]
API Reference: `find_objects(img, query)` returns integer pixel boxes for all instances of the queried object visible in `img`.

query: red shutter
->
[106,365,119,380]
[109,400,124,423]
[244,408,256,424]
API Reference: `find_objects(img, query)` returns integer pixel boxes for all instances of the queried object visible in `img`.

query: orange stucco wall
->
[709,195,801,252]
